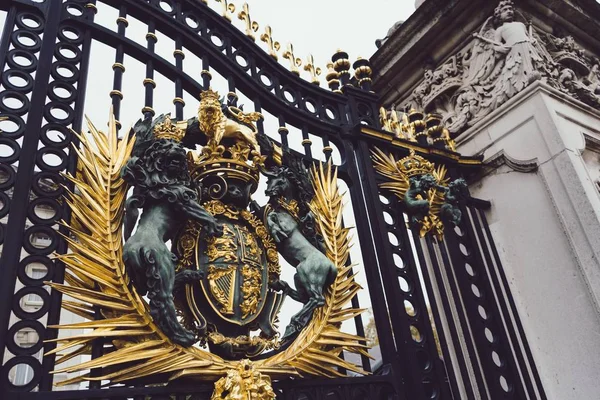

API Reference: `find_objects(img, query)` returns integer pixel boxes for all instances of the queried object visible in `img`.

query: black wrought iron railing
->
[0,1,545,399]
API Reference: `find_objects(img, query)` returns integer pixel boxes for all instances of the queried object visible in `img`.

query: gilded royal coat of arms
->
[47,89,368,398]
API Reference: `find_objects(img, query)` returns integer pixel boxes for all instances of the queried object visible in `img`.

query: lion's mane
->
[121,139,199,210]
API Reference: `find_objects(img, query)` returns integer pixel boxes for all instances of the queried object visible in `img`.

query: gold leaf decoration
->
[211,359,276,400]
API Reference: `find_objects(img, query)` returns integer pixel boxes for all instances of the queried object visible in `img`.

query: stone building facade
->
[372,0,600,398]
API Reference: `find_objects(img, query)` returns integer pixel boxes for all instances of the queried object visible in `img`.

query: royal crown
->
[398,150,434,177]
[189,90,264,193]
[200,89,221,108]
[153,114,186,142]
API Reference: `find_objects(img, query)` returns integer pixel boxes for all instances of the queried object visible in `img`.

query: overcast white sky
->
[0,0,417,129]
[233,0,416,70]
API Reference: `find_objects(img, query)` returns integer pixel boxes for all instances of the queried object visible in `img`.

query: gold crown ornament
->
[200,89,221,109]
[398,150,434,177]
[153,114,186,142]
[190,89,265,193]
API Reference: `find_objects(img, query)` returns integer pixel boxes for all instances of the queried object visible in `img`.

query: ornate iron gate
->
[0,0,545,399]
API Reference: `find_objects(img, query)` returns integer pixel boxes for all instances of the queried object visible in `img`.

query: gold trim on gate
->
[361,126,482,166]
[109,90,123,99]
[112,63,125,72]
[142,106,155,115]
[143,78,156,87]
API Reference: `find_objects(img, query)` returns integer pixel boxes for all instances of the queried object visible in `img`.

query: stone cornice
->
[370,0,492,104]
[455,81,600,149]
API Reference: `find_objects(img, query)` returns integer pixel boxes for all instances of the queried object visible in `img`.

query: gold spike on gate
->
[237,2,259,40]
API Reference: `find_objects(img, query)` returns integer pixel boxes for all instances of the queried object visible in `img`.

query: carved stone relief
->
[400,0,600,136]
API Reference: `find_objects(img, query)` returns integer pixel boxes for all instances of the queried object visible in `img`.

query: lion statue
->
[121,116,222,347]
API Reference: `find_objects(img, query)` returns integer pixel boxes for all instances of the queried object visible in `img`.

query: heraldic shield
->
[190,215,271,326]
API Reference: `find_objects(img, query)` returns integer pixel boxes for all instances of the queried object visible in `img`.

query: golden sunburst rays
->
[258,162,372,378]
[46,113,228,386]
[47,111,369,387]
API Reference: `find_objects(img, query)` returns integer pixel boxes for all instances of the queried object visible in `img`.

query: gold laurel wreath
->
[46,114,368,387]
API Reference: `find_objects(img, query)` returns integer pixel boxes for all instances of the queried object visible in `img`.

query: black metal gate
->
[0,0,545,399]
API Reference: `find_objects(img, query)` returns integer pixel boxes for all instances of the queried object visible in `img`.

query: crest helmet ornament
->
[153,114,186,142]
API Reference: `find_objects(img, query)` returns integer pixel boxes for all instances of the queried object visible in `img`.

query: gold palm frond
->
[258,162,371,378]
[47,113,228,386]
[371,147,410,200]
[429,164,449,216]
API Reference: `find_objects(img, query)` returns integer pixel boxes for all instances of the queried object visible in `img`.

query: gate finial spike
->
[304,54,322,85]
[237,2,259,40]
[260,25,280,60]
[283,43,302,76]
[215,0,235,21]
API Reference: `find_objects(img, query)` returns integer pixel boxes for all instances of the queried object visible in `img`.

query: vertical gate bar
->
[277,116,289,148]
[174,36,184,121]
[173,2,184,120]
[333,215,370,375]
[351,294,372,373]
[143,20,156,119]
[438,239,489,399]
[227,76,237,107]
[111,6,128,128]
[466,206,535,398]
[445,215,525,398]
[0,0,63,379]
[474,208,547,399]
[459,207,527,398]
[201,55,211,90]
[392,206,451,399]
[410,232,456,399]
[343,234,372,374]
[301,125,312,160]
[39,0,98,390]
[253,98,264,135]
[425,236,476,400]
[0,4,16,69]
[321,136,332,162]
[93,5,130,388]
[349,139,416,399]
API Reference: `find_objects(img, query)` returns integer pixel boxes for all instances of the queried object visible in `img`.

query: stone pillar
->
[456,82,600,400]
